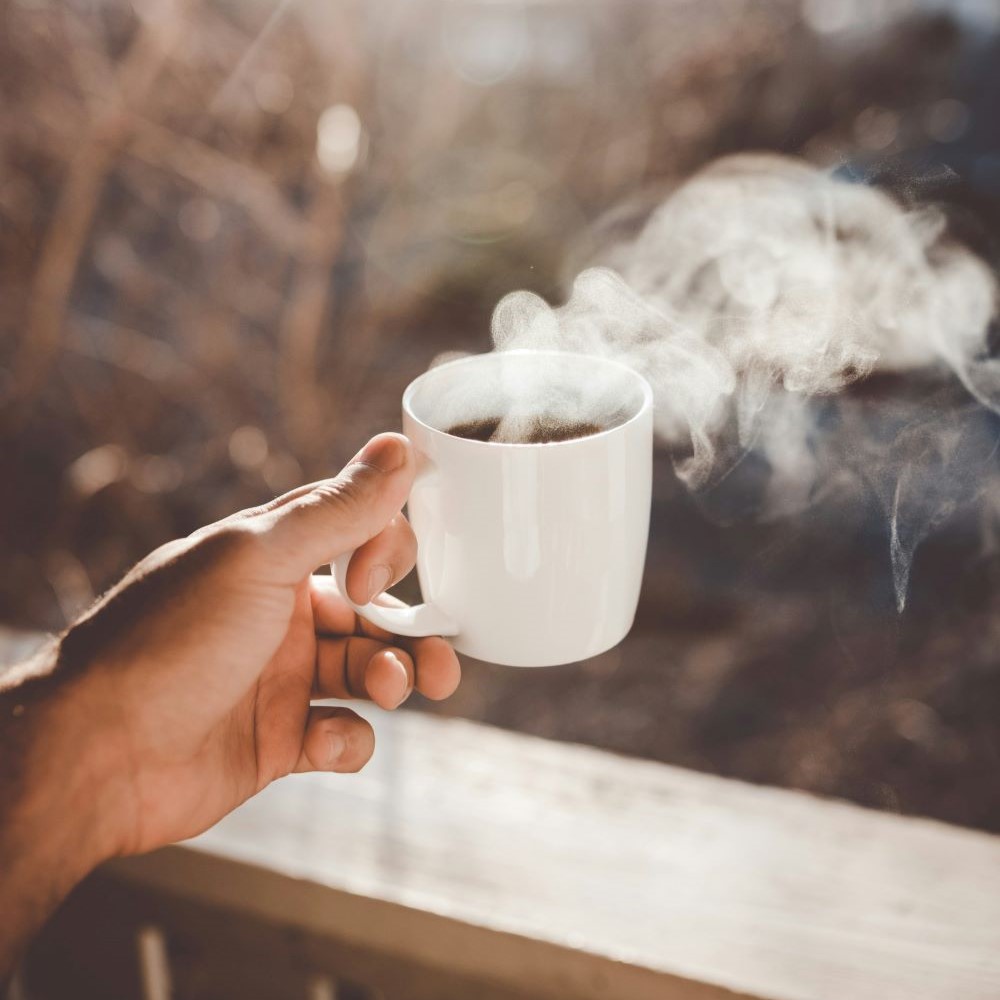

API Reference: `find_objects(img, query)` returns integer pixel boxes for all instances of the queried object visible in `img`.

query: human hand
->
[43,432,460,858]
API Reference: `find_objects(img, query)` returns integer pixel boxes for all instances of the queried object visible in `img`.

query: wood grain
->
[109,705,1000,1000]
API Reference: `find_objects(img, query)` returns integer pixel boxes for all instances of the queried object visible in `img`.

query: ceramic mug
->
[332,350,653,667]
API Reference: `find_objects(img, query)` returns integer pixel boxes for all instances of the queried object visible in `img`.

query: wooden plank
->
[27,873,544,1000]
[109,705,1000,1000]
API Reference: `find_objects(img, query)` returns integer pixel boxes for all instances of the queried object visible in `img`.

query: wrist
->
[43,668,134,866]
[1,641,130,877]
[0,641,132,976]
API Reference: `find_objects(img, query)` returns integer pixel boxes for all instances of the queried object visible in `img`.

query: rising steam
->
[489,154,1000,609]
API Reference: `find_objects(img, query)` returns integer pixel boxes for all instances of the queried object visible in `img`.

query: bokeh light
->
[316,103,364,175]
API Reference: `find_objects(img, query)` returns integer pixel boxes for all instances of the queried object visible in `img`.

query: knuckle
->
[193,524,261,566]
[343,639,368,698]
[311,476,367,515]
[284,480,366,540]
[389,514,417,547]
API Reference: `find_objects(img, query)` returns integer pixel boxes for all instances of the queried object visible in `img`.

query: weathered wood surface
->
[109,703,1000,1000]
[4,626,998,999]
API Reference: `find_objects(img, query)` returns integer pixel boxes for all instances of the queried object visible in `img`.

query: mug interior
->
[405,350,652,444]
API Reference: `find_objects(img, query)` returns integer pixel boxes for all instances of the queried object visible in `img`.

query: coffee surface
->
[446,417,605,444]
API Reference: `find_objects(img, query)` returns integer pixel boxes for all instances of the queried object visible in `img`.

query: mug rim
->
[402,349,654,448]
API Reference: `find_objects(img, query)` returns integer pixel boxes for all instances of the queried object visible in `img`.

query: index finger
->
[310,573,395,641]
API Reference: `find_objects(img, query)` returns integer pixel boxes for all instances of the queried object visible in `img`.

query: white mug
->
[333,350,653,667]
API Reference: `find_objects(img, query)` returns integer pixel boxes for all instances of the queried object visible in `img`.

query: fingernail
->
[357,435,406,472]
[367,564,393,602]
[327,731,347,766]
[387,651,410,709]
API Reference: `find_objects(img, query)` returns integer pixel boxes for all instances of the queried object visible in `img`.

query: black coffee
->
[446,417,605,444]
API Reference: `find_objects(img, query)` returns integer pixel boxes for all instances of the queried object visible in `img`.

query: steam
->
[488,154,1000,610]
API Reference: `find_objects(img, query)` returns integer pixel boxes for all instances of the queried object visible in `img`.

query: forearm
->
[0,642,122,978]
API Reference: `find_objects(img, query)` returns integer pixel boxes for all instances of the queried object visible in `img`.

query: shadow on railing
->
[22,870,520,1000]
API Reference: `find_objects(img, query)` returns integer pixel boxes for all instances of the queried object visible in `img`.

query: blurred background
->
[2,0,1000,839]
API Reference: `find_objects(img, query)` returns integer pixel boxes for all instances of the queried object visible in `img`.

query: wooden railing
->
[7,627,1000,1000]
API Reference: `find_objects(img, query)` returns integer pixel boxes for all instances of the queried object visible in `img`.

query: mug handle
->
[330,552,460,638]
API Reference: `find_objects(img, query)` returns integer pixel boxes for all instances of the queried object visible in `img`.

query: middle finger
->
[343,514,417,607]
[315,634,415,709]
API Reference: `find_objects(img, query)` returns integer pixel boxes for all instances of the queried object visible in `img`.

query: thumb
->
[258,433,415,581]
